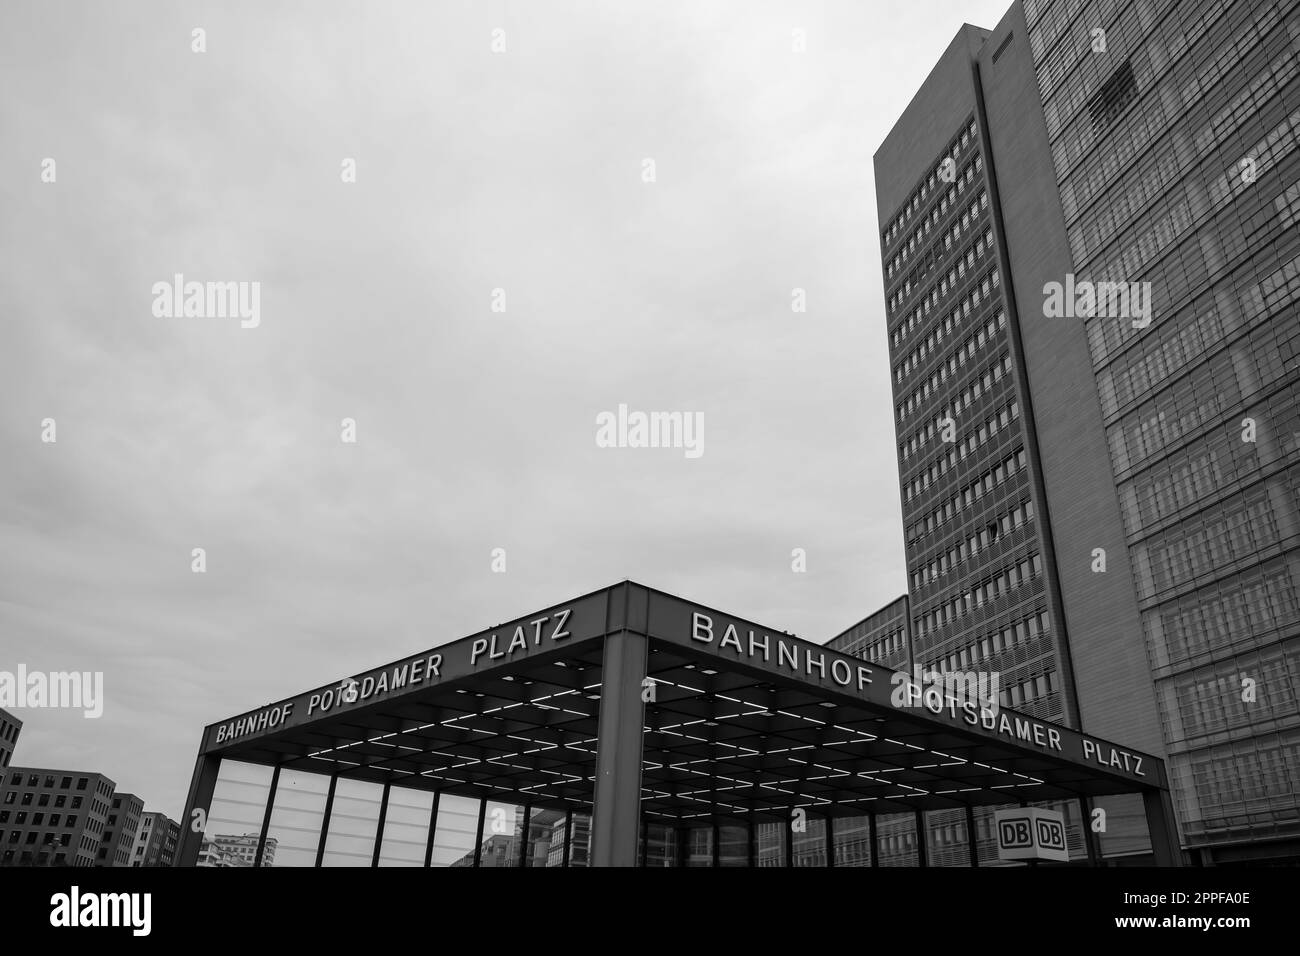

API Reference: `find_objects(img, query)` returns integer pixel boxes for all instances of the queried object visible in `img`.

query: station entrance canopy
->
[179,581,1180,866]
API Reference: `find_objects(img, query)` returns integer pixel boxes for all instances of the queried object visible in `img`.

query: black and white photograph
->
[0,0,1290,940]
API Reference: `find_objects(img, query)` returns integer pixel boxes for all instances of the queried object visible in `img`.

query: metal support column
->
[253,764,280,868]
[423,790,441,867]
[1079,796,1101,866]
[176,751,221,867]
[826,814,836,868]
[868,811,879,867]
[371,782,391,867]
[914,809,927,868]
[590,629,649,867]
[562,809,572,867]
[1143,788,1184,867]
[966,804,979,868]
[519,801,533,868]
[315,774,338,868]
[473,798,487,867]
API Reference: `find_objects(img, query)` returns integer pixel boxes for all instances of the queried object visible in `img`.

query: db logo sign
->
[1037,818,1067,853]
[994,808,1070,862]
[999,818,1034,849]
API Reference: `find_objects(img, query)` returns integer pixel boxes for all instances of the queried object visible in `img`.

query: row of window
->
[1145,557,1298,670]
[914,554,1045,640]
[1158,640,1300,741]
[919,609,1055,684]
[0,790,86,810]
[1043,0,1244,186]
[0,811,79,829]
[899,335,1008,437]
[894,257,999,386]
[1169,728,1300,833]
[840,628,907,666]
[1119,382,1298,539]
[1134,482,1290,603]
[1106,355,1239,477]
[888,195,992,317]
[902,398,1020,499]
[907,448,1030,548]
[911,498,1037,591]
[1076,72,1300,286]
[885,163,985,286]
[4,772,108,798]
[897,306,1007,431]
[896,285,1004,422]
[881,117,980,248]
[1087,225,1298,382]
[1,830,73,847]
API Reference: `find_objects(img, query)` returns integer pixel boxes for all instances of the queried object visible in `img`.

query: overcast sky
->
[1,0,1013,820]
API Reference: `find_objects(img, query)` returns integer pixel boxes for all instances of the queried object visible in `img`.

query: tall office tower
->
[1011,0,1300,864]
[875,20,1161,865]
[876,1,1300,865]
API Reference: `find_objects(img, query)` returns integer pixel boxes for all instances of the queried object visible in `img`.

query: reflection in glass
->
[320,779,384,866]
[567,812,592,867]
[378,788,435,867]
[478,800,525,867]
[718,823,748,866]
[524,807,566,867]
[432,794,481,867]
[683,825,712,866]
[755,820,787,867]
[832,814,872,867]
[200,761,273,868]
[792,814,827,866]
[641,822,676,867]
[262,770,330,867]
[876,812,918,866]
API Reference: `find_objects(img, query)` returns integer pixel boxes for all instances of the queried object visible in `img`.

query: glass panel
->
[431,794,481,867]
[755,820,786,866]
[377,787,434,867]
[320,778,383,867]
[524,807,566,868]
[877,812,918,866]
[792,814,828,866]
[683,825,712,866]
[567,812,592,867]
[199,761,272,868]
[478,800,526,868]
[262,769,330,867]
[832,814,872,867]
[717,824,748,866]
[924,808,971,867]
[641,822,676,868]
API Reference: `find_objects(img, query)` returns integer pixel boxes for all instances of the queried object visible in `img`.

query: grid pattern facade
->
[130,811,180,867]
[0,769,117,867]
[1023,0,1300,850]
[826,595,911,670]
[882,116,1065,729]
[98,792,143,866]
